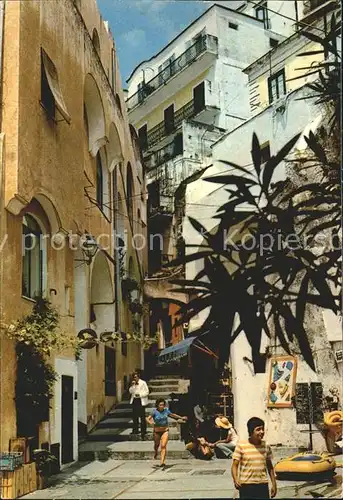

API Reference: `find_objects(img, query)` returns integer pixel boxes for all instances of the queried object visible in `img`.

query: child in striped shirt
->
[231,417,277,499]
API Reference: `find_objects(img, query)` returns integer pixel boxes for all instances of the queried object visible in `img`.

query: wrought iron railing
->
[145,99,201,150]
[303,0,335,14]
[145,133,183,171]
[126,34,218,111]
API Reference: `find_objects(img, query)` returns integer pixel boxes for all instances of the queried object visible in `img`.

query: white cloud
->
[132,0,168,13]
[122,28,147,48]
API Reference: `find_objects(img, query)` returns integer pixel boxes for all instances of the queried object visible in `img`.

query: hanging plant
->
[6,297,82,435]
[129,299,143,315]
[7,297,81,357]
[121,277,140,301]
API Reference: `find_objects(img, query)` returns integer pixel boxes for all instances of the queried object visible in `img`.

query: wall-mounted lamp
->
[81,234,98,265]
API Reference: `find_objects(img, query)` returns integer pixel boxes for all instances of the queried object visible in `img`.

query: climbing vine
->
[6,297,81,434]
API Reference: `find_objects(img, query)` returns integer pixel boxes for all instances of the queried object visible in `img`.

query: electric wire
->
[247,0,327,33]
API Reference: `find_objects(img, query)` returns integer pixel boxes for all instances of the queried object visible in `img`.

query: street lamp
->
[81,234,98,265]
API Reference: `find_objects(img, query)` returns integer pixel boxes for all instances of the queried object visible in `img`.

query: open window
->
[22,215,45,299]
[41,49,71,123]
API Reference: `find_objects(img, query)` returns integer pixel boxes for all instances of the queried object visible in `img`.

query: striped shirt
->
[232,440,272,484]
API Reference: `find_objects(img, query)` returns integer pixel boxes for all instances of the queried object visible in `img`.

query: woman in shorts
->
[147,398,188,469]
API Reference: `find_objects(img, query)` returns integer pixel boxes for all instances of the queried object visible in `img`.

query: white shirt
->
[194,405,204,423]
[129,379,149,406]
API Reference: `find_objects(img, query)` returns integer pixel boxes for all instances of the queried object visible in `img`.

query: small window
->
[255,2,270,29]
[268,69,286,103]
[138,124,148,151]
[96,152,104,209]
[260,142,271,163]
[40,49,70,123]
[229,22,238,30]
[22,215,43,299]
[270,38,279,48]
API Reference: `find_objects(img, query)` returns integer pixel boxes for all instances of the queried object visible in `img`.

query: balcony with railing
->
[145,99,198,151]
[302,0,338,20]
[126,34,218,112]
[145,133,183,171]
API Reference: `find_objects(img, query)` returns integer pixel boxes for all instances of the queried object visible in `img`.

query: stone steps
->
[106,440,190,460]
[148,385,180,392]
[148,380,179,387]
[87,426,181,442]
[78,375,186,461]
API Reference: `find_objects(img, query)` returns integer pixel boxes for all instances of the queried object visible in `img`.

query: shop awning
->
[157,336,219,365]
[157,336,196,365]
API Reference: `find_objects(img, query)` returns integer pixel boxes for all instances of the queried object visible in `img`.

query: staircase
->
[79,375,191,461]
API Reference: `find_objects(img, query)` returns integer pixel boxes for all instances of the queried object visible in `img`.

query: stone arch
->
[84,73,107,157]
[90,251,114,332]
[107,123,124,172]
[34,192,63,235]
[92,28,101,57]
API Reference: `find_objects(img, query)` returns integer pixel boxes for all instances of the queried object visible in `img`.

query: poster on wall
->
[267,356,297,407]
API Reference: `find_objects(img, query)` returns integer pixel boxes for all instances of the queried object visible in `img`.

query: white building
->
[126,2,291,348]
[184,0,341,446]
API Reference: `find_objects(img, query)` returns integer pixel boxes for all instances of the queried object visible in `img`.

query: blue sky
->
[97,0,215,86]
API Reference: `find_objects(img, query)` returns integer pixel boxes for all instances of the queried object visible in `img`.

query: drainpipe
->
[294,1,299,31]
[0,1,4,131]
[113,169,120,335]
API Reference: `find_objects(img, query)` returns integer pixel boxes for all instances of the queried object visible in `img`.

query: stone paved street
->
[22,459,342,499]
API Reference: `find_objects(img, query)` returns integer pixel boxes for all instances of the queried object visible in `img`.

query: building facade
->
[126,3,287,350]
[0,0,146,465]
[184,0,341,445]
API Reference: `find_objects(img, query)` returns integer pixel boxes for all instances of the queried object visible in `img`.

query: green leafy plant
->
[121,277,140,301]
[167,15,341,372]
[7,297,80,357]
[6,297,82,434]
[129,299,143,315]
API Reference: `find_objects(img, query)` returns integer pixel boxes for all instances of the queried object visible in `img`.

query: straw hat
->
[215,416,232,429]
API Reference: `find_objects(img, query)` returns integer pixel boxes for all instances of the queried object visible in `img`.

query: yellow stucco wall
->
[253,41,324,110]
[0,0,146,450]
[135,69,210,131]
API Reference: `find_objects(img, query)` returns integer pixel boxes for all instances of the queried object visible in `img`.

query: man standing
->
[231,417,277,499]
[129,372,149,438]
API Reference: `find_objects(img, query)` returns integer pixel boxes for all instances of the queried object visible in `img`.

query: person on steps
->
[129,372,149,438]
[147,398,188,469]
[207,416,238,458]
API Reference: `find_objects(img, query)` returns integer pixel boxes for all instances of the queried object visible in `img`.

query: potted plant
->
[32,449,58,489]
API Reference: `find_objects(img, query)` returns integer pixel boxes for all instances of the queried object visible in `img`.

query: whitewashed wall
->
[183,85,341,446]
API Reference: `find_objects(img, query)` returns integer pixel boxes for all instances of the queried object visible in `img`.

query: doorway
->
[61,375,74,464]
